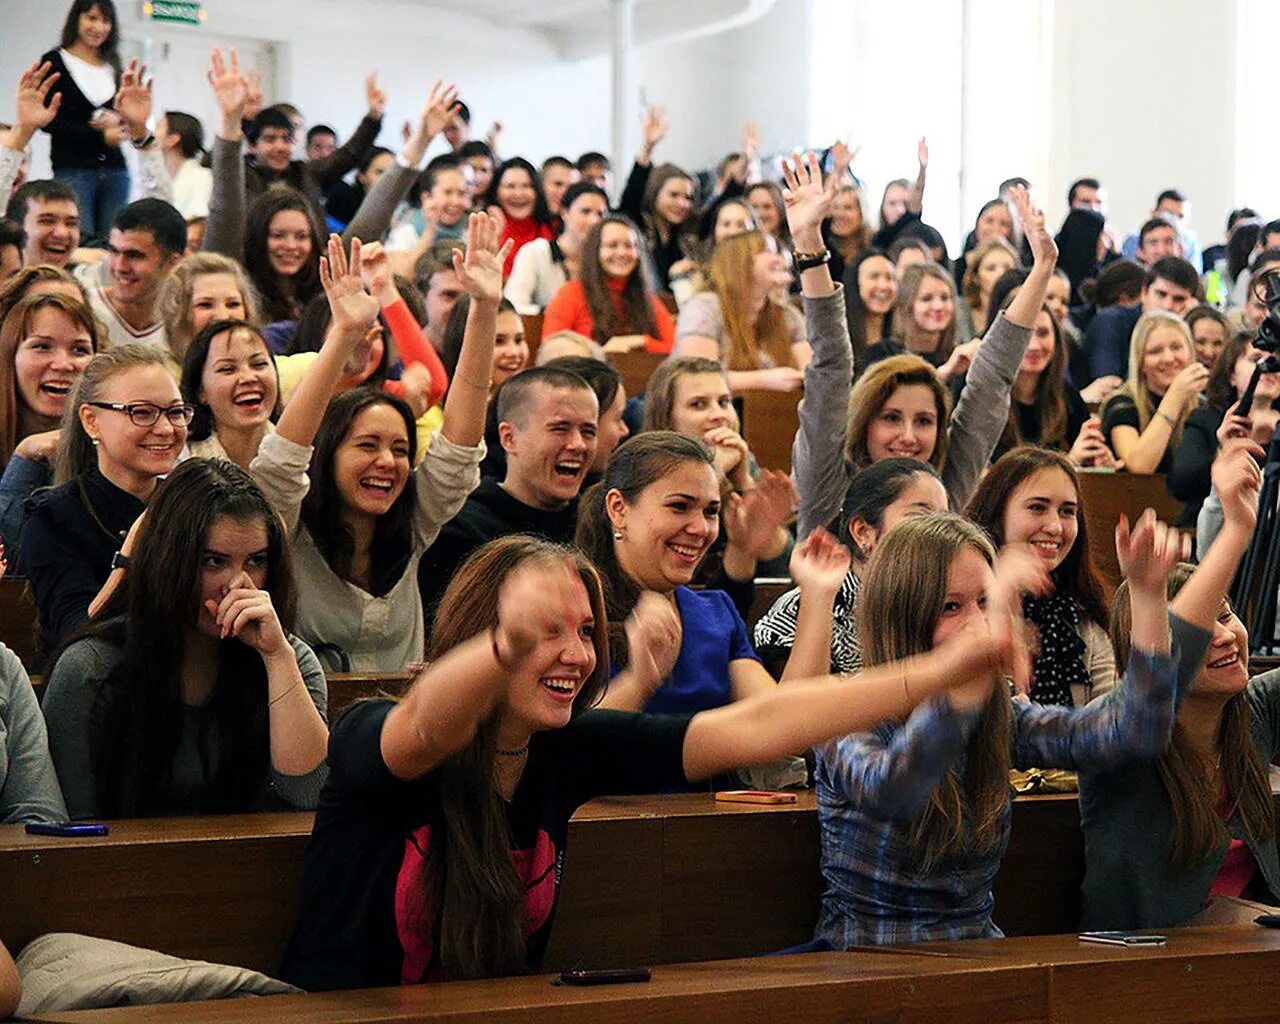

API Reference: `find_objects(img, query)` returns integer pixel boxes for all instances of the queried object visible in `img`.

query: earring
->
[90,437,100,447]
[613,529,624,540]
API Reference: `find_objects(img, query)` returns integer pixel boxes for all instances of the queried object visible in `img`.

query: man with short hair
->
[1067,177,1103,211]
[576,151,612,194]
[306,124,337,162]
[415,241,467,353]
[1082,255,1201,381]
[6,181,79,267]
[1123,189,1199,266]
[417,366,598,627]
[541,156,578,217]
[443,100,471,151]
[1135,217,1181,266]
[73,198,185,348]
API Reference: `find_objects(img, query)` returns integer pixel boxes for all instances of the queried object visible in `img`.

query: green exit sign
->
[140,1,206,24]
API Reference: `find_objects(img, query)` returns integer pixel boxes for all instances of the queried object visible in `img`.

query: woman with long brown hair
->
[542,214,674,354]
[812,445,1249,946]
[673,231,809,393]
[1083,441,1273,928]
[279,531,1015,990]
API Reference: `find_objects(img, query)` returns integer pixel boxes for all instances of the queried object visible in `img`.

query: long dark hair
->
[180,319,281,442]
[574,431,713,666]
[50,459,296,817]
[482,156,554,227]
[424,535,609,980]
[641,164,697,244]
[288,290,391,385]
[965,446,1108,628]
[838,458,941,560]
[842,248,894,373]
[1111,566,1275,869]
[1205,328,1257,412]
[59,0,122,77]
[579,215,658,345]
[442,294,518,385]
[299,387,418,595]
[244,189,323,323]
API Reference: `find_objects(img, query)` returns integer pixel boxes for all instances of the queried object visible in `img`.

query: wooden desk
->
[740,388,801,474]
[0,576,38,670]
[30,928,1280,1023]
[325,672,412,722]
[1077,470,1184,592]
[606,349,664,403]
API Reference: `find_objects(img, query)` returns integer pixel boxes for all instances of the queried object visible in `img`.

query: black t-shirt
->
[1101,390,1174,474]
[279,700,692,991]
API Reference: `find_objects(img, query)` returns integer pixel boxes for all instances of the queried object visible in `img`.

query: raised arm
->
[596,593,682,711]
[781,151,851,538]
[358,240,448,406]
[201,48,248,259]
[907,137,928,215]
[274,234,380,447]
[779,529,850,681]
[113,58,173,205]
[2,62,61,208]
[617,105,666,219]
[309,73,386,189]
[440,211,512,447]
[343,79,458,245]
[380,556,586,780]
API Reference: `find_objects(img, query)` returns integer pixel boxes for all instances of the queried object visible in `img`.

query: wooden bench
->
[0,576,38,670]
[0,792,1091,980]
[740,387,802,474]
[606,349,665,401]
[1077,469,1184,592]
[28,927,1280,1023]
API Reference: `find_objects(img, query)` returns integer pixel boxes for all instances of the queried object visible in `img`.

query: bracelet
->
[1155,409,1178,427]
[269,679,303,708]
[900,664,911,705]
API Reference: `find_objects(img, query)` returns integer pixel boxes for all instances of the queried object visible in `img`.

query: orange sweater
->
[542,277,674,354]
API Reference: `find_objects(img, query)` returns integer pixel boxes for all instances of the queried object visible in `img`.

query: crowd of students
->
[0,0,1274,1010]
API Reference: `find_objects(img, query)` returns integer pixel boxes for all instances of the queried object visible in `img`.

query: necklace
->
[495,743,529,758]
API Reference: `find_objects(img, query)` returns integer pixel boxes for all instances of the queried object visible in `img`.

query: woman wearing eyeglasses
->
[19,344,189,662]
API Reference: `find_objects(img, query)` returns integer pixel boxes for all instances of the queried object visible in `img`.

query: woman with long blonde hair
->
[1100,310,1207,474]
[673,230,809,393]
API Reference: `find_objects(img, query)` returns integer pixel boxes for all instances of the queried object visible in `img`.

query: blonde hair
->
[961,238,1019,313]
[859,512,1011,869]
[703,231,795,372]
[845,354,950,471]
[56,345,180,485]
[1103,310,1194,448]
[892,261,958,366]
[160,253,262,360]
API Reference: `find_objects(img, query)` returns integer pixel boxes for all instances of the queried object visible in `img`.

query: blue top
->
[1081,304,1141,382]
[812,612,1209,948]
[640,587,760,715]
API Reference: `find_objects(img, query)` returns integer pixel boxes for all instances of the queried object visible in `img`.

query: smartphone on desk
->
[25,822,109,838]
[1079,931,1166,947]
[714,790,798,806]
[555,968,652,986]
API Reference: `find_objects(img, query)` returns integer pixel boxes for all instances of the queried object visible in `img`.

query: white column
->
[610,0,635,203]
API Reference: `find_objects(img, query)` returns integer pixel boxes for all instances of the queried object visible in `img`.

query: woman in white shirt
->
[504,182,608,315]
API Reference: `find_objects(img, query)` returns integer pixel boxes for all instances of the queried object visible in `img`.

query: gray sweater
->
[1079,667,1280,930]
[0,643,66,823]
[793,286,1032,538]
[43,634,328,820]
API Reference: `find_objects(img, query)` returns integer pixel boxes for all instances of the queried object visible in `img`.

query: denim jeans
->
[55,165,130,239]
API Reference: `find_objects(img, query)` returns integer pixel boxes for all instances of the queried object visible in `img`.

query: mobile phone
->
[555,968,651,986]
[1254,915,1280,928]
[1079,931,1166,946]
[714,790,798,805]
[24,822,110,838]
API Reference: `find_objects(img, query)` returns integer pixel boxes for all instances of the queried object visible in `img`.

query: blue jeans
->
[55,166,131,239]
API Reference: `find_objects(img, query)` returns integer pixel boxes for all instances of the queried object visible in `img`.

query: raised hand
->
[987,545,1051,696]
[781,150,837,250]
[624,592,682,699]
[640,105,668,160]
[485,120,503,153]
[398,362,433,418]
[356,240,395,303]
[1115,508,1186,595]
[319,234,380,336]
[789,527,851,596]
[421,79,460,140]
[366,72,388,120]
[917,136,929,170]
[452,211,514,304]
[243,68,264,120]
[1213,437,1264,533]
[207,572,289,657]
[495,555,591,665]
[723,469,797,559]
[1008,185,1057,268]
[830,140,859,183]
[207,48,249,127]
[13,61,62,134]
[113,58,152,141]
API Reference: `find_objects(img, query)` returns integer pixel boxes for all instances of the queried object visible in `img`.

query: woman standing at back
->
[39,0,127,237]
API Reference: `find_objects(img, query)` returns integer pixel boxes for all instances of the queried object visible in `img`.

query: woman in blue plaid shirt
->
[811,439,1258,947]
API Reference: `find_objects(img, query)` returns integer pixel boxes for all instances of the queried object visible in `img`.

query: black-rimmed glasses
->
[86,402,195,427]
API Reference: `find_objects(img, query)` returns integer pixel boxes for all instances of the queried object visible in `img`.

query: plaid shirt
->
[813,613,1209,948]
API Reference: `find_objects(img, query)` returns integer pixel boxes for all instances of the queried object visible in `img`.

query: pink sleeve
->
[382,297,449,407]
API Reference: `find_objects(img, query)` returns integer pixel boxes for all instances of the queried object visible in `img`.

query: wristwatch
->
[110,551,130,571]
[794,248,831,272]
